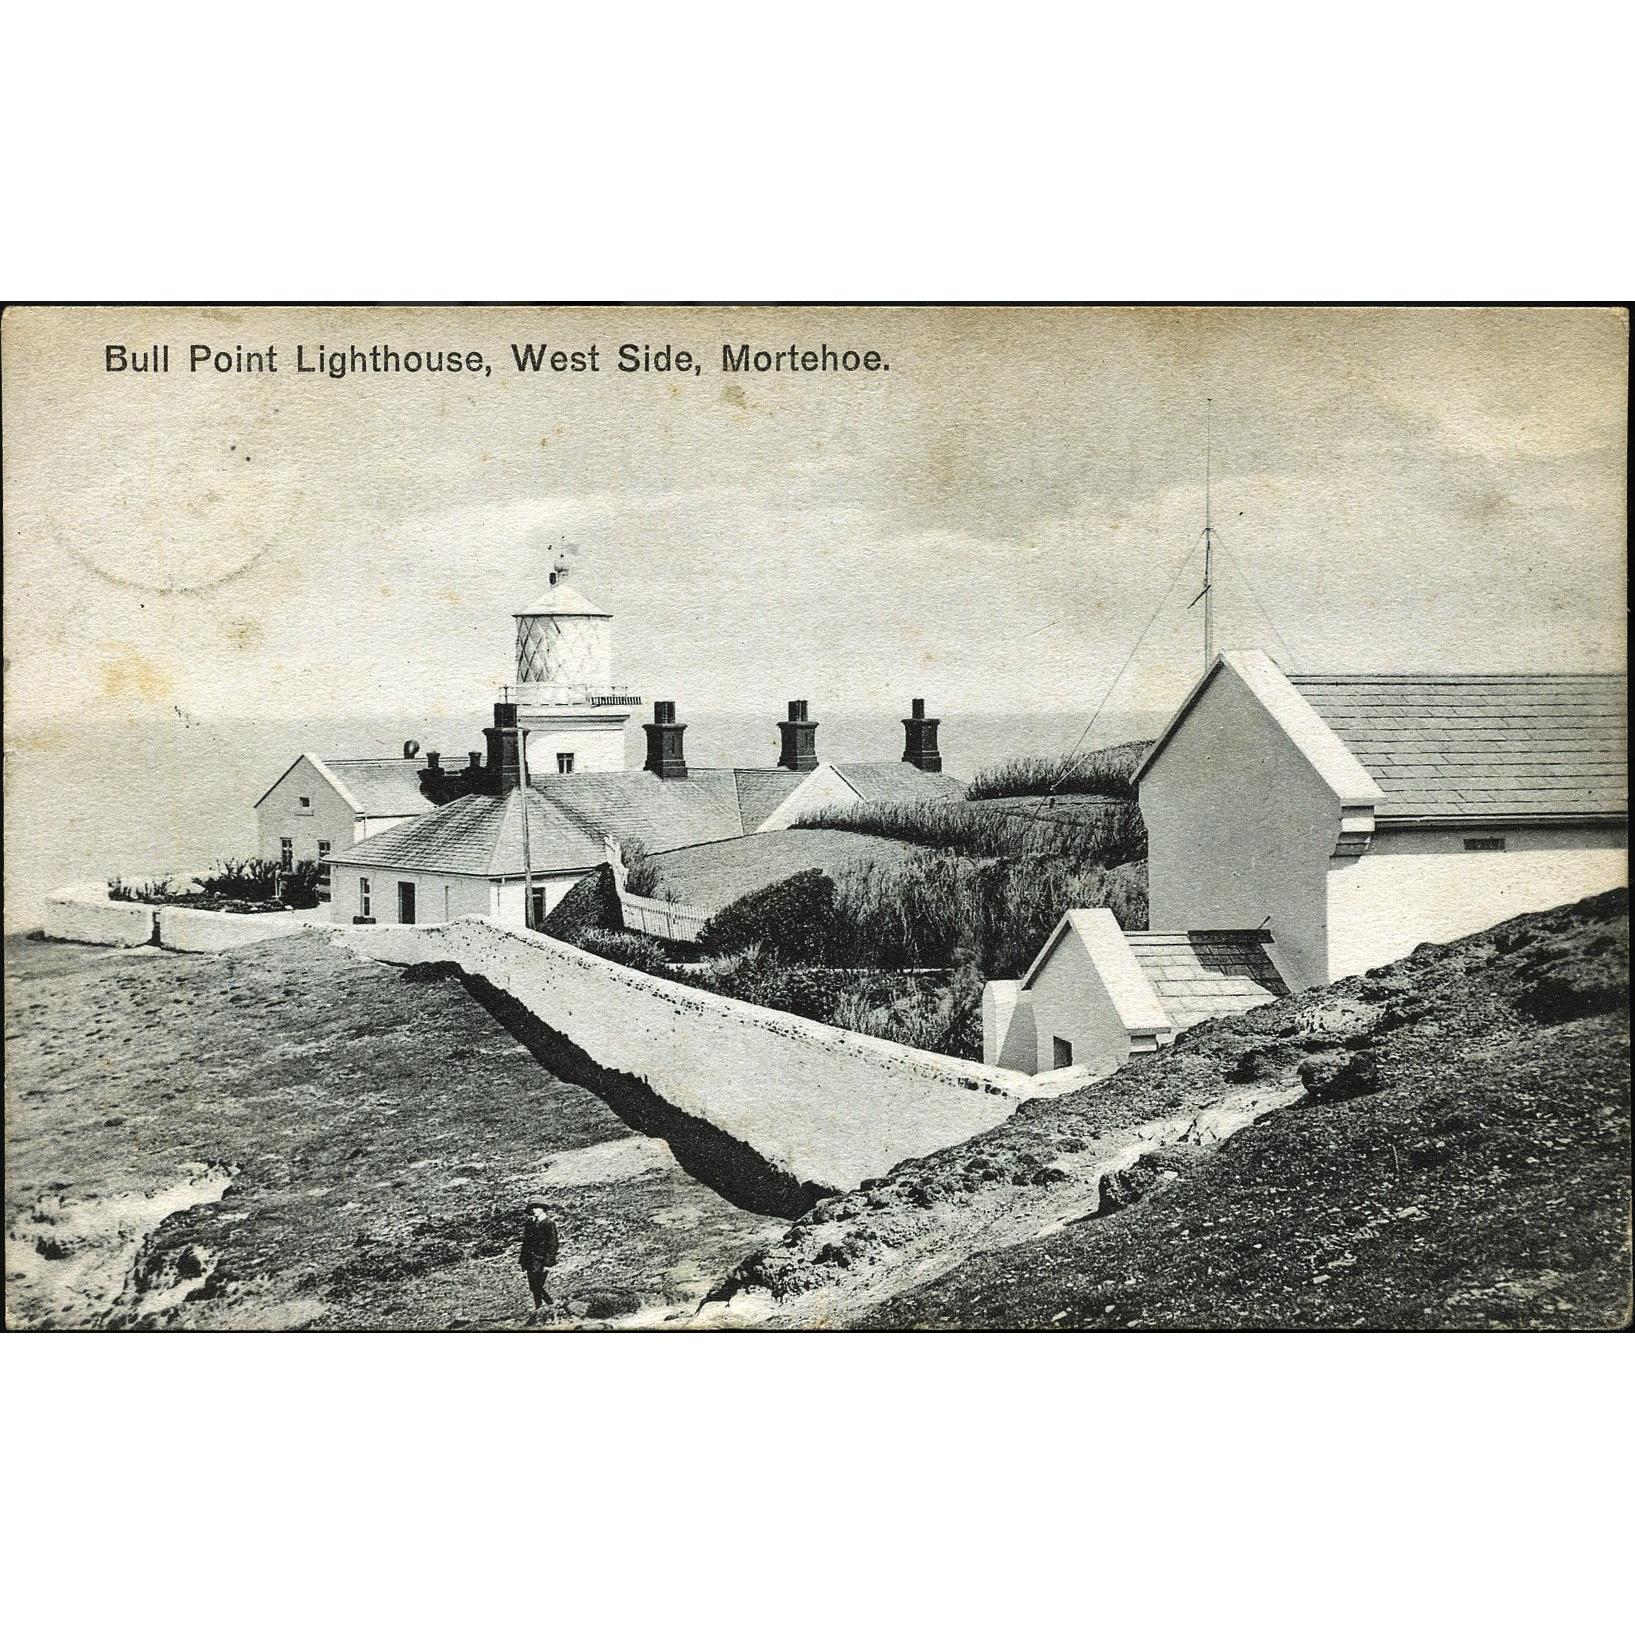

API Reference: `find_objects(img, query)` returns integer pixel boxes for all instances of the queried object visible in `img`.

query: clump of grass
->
[107,876,171,904]
[792,795,1146,871]
[965,739,1153,801]
[617,837,664,898]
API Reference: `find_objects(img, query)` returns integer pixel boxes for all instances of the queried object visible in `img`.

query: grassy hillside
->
[707,889,1631,1331]
[646,828,928,913]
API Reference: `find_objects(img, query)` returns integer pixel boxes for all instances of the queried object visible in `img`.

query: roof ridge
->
[1287,672,1624,683]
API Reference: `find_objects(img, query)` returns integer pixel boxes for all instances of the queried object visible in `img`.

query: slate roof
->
[731,769,807,832]
[327,788,606,876]
[1286,673,1628,823]
[323,757,437,818]
[831,764,968,805]
[326,759,969,878]
[1125,930,1290,1034]
[531,769,746,852]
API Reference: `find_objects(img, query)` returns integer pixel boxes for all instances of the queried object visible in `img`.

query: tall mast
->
[1203,397,1215,676]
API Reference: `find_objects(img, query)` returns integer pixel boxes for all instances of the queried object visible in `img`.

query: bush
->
[283,860,324,910]
[193,858,282,903]
[572,929,675,975]
[793,795,1146,871]
[824,850,1145,978]
[966,740,1153,801]
[617,837,664,899]
[542,865,623,940]
[698,869,839,963]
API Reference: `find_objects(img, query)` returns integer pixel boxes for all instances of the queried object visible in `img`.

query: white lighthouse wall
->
[517,715,630,775]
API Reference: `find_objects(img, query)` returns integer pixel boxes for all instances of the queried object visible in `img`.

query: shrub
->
[699,869,840,963]
[826,850,1146,977]
[793,796,1146,871]
[572,929,675,975]
[283,860,324,910]
[193,858,283,903]
[542,865,623,940]
[966,740,1153,801]
[617,837,664,899]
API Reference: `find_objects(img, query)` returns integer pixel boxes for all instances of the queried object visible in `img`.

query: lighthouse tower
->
[511,550,641,776]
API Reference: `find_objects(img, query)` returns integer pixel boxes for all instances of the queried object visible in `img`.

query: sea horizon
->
[2,706,1166,932]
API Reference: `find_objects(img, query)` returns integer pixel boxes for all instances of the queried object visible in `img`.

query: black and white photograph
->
[4,304,1627,1334]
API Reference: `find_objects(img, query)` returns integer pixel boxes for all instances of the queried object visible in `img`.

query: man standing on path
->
[519,1200,559,1322]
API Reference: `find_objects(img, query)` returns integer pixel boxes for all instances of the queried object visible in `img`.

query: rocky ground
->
[704,890,1631,1331]
[9,892,1628,1333]
[4,933,783,1330]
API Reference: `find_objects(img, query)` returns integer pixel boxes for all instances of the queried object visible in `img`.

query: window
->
[556,753,575,774]
[280,837,293,869]
[1053,1036,1074,1069]
[530,886,548,927]
[317,841,331,898]
[298,795,312,809]
[1464,836,1506,852]
[359,877,371,917]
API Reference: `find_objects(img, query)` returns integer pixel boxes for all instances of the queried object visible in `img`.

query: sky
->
[2,305,1627,732]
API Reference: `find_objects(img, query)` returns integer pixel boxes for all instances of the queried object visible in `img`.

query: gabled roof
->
[1136,650,1627,826]
[732,768,807,832]
[830,763,967,805]
[252,752,435,817]
[327,788,606,877]
[322,757,437,819]
[1285,672,1628,823]
[1125,930,1289,1033]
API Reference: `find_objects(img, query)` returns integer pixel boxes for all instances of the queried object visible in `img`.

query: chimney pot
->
[911,698,926,720]
[468,751,483,770]
[426,750,441,770]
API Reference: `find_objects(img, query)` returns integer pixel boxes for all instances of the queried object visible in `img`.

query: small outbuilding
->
[983,908,1290,1077]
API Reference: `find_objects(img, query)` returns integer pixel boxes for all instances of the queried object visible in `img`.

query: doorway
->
[397,881,417,924]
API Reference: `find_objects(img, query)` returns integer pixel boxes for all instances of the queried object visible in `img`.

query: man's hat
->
[525,1199,549,1211]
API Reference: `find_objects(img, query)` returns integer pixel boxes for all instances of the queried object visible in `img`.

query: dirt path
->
[4,933,784,1330]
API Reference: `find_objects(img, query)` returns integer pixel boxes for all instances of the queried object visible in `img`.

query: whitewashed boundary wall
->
[43,883,328,952]
[42,884,158,947]
[159,905,329,952]
[346,916,1084,1194]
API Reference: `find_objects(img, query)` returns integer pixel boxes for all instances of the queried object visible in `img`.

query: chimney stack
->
[482,700,526,793]
[643,699,689,779]
[902,697,942,772]
[777,699,819,772]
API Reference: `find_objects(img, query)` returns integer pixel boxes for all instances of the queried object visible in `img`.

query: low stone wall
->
[346,916,1085,1194]
[42,884,158,947]
[43,883,327,952]
[158,904,329,953]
